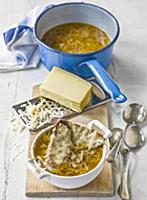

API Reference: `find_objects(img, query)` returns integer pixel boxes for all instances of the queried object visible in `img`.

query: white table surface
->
[0,0,147,200]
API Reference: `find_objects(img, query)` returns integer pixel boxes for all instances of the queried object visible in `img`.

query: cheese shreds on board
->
[40,67,92,112]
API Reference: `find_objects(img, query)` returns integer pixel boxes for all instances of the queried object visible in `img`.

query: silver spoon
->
[117,124,145,200]
[109,128,124,146]
[123,103,147,125]
[110,128,129,154]
[107,128,123,163]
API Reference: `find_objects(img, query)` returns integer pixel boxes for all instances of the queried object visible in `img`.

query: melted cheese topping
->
[70,123,104,150]
[45,122,72,170]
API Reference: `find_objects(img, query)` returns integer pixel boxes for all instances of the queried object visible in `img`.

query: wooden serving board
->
[25,85,114,197]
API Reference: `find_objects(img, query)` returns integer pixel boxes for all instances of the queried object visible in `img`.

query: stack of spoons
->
[107,103,146,199]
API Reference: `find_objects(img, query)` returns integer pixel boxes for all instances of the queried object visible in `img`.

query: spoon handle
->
[107,138,122,162]
[117,152,131,200]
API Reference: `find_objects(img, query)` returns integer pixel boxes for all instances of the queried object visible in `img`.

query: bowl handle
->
[78,59,127,103]
[87,119,112,139]
[28,159,50,180]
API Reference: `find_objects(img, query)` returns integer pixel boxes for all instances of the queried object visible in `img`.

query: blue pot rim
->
[34,2,120,57]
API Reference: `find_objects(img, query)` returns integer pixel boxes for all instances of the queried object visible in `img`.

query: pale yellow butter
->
[40,67,92,112]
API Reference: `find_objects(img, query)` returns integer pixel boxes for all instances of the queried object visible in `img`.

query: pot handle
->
[78,59,127,103]
[28,159,50,180]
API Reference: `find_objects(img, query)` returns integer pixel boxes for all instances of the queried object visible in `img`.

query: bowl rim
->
[30,120,107,179]
[34,2,120,57]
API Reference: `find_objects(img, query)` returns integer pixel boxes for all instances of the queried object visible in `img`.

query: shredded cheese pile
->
[17,97,73,129]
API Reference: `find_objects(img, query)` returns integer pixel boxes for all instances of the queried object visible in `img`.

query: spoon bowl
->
[110,128,124,146]
[124,124,145,150]
[123,103,147,125]
[111,128,129,154]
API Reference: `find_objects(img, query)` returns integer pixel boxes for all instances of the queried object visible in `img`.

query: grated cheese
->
[17,97,73,129]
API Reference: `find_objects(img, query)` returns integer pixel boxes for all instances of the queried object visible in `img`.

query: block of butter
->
[40,67,92,112]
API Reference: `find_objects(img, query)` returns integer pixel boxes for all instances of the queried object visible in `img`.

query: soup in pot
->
[41,22,111,54]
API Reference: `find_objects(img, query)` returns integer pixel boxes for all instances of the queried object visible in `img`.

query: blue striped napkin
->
[0,4,52,72]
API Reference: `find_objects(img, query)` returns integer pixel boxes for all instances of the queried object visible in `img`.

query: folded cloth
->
[0,4,52,72]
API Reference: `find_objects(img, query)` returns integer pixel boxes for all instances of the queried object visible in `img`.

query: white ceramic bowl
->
[28,120,111,189]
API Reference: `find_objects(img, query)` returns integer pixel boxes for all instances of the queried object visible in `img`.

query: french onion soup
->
[34,120,104,176]
[41,22,111,54]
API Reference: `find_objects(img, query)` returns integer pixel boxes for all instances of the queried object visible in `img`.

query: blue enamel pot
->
[34,2,127,103]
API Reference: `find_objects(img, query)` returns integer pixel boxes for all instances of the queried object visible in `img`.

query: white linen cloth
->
[0,4,52,72]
